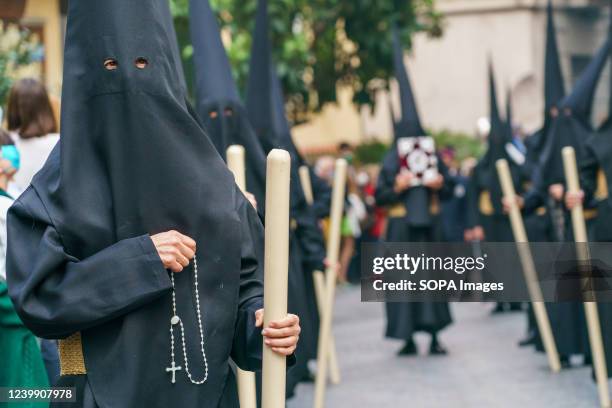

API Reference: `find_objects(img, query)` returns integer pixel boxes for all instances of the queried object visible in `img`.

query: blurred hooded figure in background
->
[375,25,454,357]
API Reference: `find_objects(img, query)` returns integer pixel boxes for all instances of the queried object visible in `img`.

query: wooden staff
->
[226,145,257,408]
[298,165,341,385]
[299,166,315,205]
[314,159,347,408]
[227,145,247,191]
[562,147,610,408]
[262,149,291,408]
[496,159,561,373]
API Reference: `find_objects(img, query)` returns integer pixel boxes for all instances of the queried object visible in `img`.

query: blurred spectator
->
[0,130,19,280]
[338,141,354,165]
[360,165,387,242]
[344,174,367,283]
[7,78,60,194]
[0,127,50,391]
[315,154,364,283]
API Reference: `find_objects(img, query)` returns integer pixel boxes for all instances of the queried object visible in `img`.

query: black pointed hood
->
[246,0,308,210]
[525,1,566,165]
[392,24,426,139]
[190,0,240,105]
[473,62,519,214]
[544,0,565,118]
[245,0,303,162]
[189,0,267,206]
[598,3,612,132]
[28,0,245,405]
[245,0,279,153]
[482,60,509,163]
[536,38,611,186]
[584,5,612,199]
[561,39,610,123]
[506,88,513,134]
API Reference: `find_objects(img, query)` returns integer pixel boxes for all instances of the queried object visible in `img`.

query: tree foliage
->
[171,0,443,122]
[0,22,40,111]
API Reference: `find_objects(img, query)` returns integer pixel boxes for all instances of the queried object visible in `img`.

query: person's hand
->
[150,230,196,273]
[565,190,584,210]
[472,226,485,241]
[0,158,16,176]
[255,310,300,356]
[424,173,444,191]
[464,228,474,242]
[549,183,564,201]
[393,171,413,193]
[502,195,524,213]
[244,192,257,210]
[323,258,341,274]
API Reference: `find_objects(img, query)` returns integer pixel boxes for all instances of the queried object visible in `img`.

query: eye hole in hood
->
[134,57,149,69]
[104,58,118,71]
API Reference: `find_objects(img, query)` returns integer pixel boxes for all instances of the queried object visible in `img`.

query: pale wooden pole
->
[262,149,291,408]
[314,159,347,408]
[227,145,247,192]
[496,159,561,373]
[299,166,315,205]
[562,147,610,408]
[298,165,341,385]
[226,145,257,408]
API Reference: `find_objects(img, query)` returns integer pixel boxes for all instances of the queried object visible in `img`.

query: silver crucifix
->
[166,361,182,384]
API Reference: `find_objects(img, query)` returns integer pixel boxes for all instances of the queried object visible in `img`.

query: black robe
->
[8,151,266,408]
[375,150,453,339]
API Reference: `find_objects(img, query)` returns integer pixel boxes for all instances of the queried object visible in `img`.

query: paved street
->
[289,286,602,408]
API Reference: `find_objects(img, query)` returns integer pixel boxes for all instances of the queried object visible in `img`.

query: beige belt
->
[58,332,86,375]
[387,196,440,219]
[584,208,598,221]
[535,206,547,216]
[479,191,494,216]
[596,169,609,200]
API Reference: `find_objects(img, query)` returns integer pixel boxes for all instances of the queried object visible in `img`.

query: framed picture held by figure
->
[397,136,438,185]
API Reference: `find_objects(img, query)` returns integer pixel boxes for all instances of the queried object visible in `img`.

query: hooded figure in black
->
[577,5,612,376]
[466,64,526,313]
[520,1,566,347]
[467,64,526,243]
[246,0,326,398]
[5,1,271,406]
[526,38,610,213]
[189,0,267,209]
[375,25,453,356]
[523,34,611,363]
[521,0,563,245]
[524,0,566,179]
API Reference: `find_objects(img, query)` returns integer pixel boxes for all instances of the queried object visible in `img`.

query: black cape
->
[6,1,264,407]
